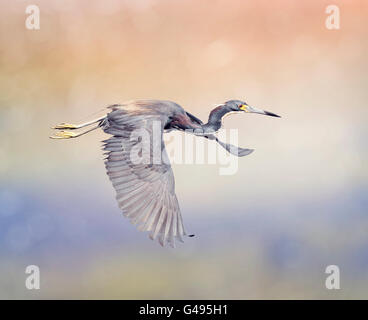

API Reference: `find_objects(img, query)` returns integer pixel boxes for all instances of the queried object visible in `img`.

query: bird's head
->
[224,100,281,117]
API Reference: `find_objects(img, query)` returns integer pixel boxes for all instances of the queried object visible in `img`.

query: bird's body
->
[51,99,280,247]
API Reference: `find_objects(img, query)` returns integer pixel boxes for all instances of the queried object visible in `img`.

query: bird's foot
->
[49,130,78,139]
[52,122,78,130]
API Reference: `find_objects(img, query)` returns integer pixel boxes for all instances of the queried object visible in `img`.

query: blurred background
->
[0,0,367,299]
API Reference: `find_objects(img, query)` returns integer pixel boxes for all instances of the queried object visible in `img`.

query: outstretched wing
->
[102,106,187,247]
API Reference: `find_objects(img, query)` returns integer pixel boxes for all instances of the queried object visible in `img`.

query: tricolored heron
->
[50,99,280,247]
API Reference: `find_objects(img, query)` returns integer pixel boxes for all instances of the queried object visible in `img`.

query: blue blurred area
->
[1,180,367,299]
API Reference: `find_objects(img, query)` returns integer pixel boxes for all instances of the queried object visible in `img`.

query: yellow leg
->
[49,130,79,139]
[49,124,100,139]
[52,116,105,130]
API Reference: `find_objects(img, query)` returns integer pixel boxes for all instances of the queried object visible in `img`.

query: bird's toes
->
[52,123,78,130]
[49,130,77,139]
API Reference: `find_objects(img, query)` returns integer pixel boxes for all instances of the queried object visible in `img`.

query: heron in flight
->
[50,99,280,247]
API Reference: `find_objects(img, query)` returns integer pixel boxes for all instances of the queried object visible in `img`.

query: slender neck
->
[202,105,231,132]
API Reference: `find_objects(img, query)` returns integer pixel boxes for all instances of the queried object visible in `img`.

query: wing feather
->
[102,105,187,247]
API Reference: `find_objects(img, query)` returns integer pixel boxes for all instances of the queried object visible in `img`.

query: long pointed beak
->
[247,106,281,118]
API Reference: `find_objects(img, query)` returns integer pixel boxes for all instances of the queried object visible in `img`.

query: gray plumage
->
[102,101,186,247]
[50,99,280,247]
